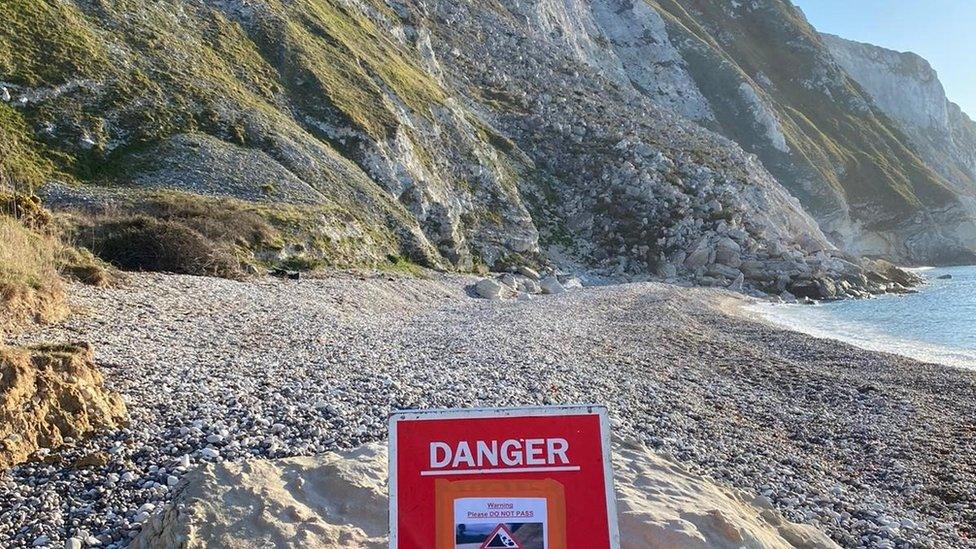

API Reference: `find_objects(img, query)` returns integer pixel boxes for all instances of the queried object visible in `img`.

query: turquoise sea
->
[754,266,976,368]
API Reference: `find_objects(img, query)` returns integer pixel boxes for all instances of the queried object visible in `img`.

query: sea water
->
[754,266,976,368]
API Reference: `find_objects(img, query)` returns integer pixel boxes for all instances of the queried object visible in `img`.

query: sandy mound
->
[0,343,127,469]
[132,444,389,548]
[612,440,836,548]
[133,441,837,549]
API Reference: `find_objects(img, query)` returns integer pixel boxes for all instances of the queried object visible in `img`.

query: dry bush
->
[63,192,284,279]
[137,193,279,250]
[80,215,242,278]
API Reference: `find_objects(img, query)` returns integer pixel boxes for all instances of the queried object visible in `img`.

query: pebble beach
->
[2,272,975,548]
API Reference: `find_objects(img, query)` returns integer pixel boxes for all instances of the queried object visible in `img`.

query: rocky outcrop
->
[821,34,976,185]
[636,0,976,265]
[821,34,976,263]
[133,441,838,549]
[4,0,851,284]
[0,343,127,469]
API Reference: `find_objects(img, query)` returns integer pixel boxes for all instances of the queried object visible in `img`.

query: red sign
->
[389,406,619,549]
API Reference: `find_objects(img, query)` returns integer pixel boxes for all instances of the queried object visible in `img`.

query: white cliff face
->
[737,82,790,153]
[822,34,949,132]
[821,33,976,264]
[418,0,895,294]
[17,0,974,278]
[589,0,716,122]
[509,0,715,122]
[822,33,976,193]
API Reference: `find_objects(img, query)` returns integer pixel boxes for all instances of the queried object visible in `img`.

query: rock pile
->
[0,343,127,470]
[420,0,918,300]
[473,268,583,300]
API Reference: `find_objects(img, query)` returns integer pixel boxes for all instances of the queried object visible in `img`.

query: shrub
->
[136,193,280,250]
[0,192,53,228]
[83,215,241,278]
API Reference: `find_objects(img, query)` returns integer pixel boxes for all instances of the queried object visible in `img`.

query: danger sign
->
[389,406,619,549]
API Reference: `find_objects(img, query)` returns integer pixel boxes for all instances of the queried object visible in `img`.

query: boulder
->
[739,260,770,281]
[517,266,541,280]
[539,276,566,295]
[500,273,518,289]
[684,239,711,269]
[1,344,128,469]
[474,278,509,300]
[789,278,837,301]
[656,262,677,279]
[697,276,724,287]
[823,257,863,278]
[866,259,922,288]
[706,264,742,281]
[714,237,742,268]
[775,274,791,293]
[517,278,541,294]
[729,273,745,292]
[562,277,583,290]
[767,240,787,258]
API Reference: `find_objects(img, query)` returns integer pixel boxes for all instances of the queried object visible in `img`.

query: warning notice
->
[454,497,547,549]
[388,406,618,549]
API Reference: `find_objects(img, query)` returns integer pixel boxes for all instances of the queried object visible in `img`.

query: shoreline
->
[745,266,976,369]
[2,272,975,547]
[748,301,976,370]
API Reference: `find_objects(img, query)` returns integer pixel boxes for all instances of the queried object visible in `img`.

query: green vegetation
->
[58,190,422,277]
[277,0,445,138]
[78,215,245,278]
[0,193,111,336]
[0,105,56,193]
[65,192,280,278]
[0,0,445,178]
[0,0,109,86]
[380,256,429,278]
[0,0,450,274]
[0,216,63,301]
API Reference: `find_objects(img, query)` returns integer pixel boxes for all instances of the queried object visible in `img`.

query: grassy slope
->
[649,0,957,228]
[0,0,450,272]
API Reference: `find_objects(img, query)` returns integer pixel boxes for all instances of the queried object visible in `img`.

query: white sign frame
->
[388,404,620,549]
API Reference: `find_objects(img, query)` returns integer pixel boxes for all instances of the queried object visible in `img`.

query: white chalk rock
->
[475,278,509,300]
[563,277,583,290]
[539,276,566,295]
[517,266,541,280]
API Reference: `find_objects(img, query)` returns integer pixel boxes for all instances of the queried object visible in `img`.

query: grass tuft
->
[0,216,68,335]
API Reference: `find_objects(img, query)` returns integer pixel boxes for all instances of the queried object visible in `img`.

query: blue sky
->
[793,0,976,117]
